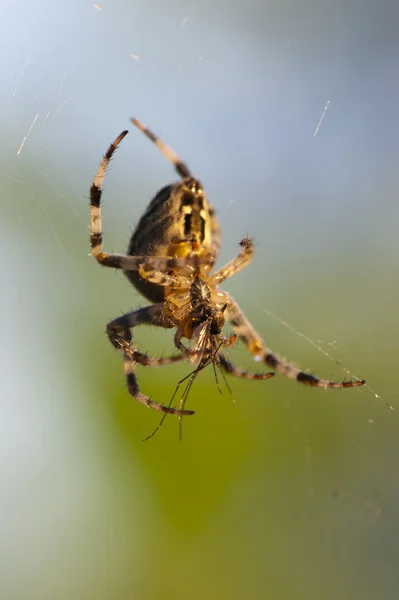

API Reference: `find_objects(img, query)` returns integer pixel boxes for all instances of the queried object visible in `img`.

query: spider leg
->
[137,264,192,288]
[218,292,365,389]
[209,237,254,286]
[106,304,194,415]
[90,129,207,273]
[131,118,192,179]
[92,246,210,274]
[217,353,275,381]
[90,130,129,266]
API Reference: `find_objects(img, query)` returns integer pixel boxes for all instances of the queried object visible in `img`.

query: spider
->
[90,118,365,419]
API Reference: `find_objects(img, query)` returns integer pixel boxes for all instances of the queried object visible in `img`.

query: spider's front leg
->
[218,292,365,389]
[209,236,255,286]
[90,128,211,275]
[106,304,194,415]
[90,130,129,267]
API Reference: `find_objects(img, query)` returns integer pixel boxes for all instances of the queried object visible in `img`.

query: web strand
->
[244,294,394,413]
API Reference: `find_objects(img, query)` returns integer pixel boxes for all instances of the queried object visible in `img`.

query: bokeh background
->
[1,1,399,599]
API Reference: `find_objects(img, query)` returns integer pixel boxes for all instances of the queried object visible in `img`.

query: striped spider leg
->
[207,244,365,389]
[105,305,193,416]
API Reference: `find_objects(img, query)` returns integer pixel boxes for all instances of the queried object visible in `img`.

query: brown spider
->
[89,118,365,418]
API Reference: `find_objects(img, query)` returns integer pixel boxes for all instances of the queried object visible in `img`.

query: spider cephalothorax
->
[89,118,365,422]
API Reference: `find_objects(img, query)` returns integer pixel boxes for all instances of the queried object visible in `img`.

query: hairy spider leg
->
[220,292,365,389]
[131,117,192,179]
[106,304,195,415]
[217,353,275,381]
[209,236,255,286]
[90,130,128,263]
[90,129,211,273]
[207,238,364,388]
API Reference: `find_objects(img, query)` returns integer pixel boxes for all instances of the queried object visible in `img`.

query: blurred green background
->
[1,1,399,599]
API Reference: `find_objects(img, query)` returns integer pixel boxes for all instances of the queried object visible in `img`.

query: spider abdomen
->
[125,178,220,303]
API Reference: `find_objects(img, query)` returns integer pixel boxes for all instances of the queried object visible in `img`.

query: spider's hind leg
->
[106,304,194,415]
